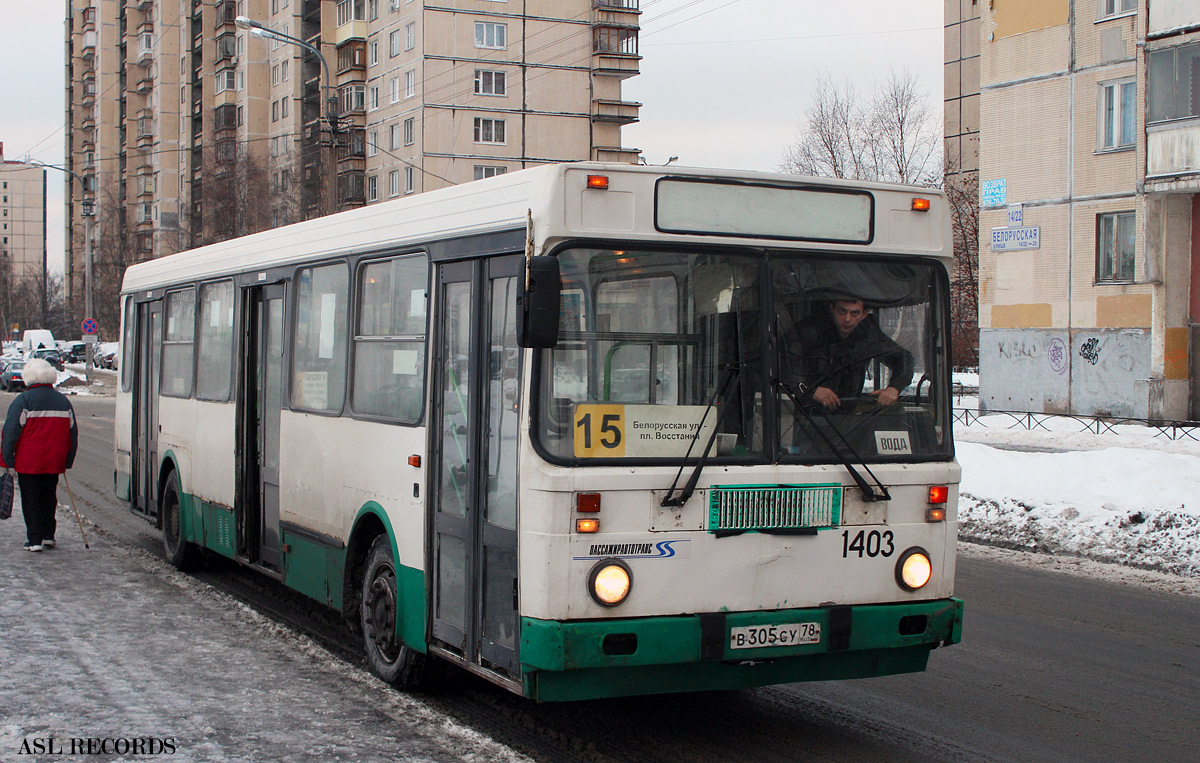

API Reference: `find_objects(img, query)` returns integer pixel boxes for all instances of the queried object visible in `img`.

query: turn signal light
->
[576,518,600,533]
[911,197,931,211]
[586,174,610,190]
[926,507,947,522]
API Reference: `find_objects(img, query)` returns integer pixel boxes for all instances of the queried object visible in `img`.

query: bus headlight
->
[588,559,632,607]
[895,547,932,592]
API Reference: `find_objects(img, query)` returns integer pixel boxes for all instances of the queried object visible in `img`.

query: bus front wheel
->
[161,471,200,571]
[361,535,427,688]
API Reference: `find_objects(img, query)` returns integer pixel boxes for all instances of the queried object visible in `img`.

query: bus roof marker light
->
[589,559,632,606]
[911,197,931,211]
[586,175,610,190]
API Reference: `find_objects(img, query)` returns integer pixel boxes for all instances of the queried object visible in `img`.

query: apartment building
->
[64,0,641,331]
[0,143,48,334]
[973,0,1200,420]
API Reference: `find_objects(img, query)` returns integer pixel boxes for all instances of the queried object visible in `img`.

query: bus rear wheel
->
[361,535,426,688]
[161,471,200,571]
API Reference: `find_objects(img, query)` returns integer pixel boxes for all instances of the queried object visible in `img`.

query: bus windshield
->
[535,247,951,464]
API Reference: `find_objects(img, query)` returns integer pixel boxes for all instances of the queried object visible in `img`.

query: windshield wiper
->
[659,363,742,508]
[776,378,891,503]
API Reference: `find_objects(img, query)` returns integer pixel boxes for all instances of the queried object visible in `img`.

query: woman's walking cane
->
[62,472,89,549]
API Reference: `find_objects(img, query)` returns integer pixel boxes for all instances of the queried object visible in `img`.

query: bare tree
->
[943,167,980,367]
[779,69,941,185]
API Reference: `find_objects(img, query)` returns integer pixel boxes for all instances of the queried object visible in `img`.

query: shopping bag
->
[0,470,13,520]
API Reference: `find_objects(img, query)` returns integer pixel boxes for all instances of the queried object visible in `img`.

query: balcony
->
[1146,118,1200,188]
[591,25,640,79]
[138,0,154,10]
[593,145,641,164]
[133,72,154,93]
[594,0,640,26]
[81,30,97,58]
[214,0,236,29]
[592,99,641,125]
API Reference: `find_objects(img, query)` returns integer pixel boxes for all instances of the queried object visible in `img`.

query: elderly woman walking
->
[2,358,78,552]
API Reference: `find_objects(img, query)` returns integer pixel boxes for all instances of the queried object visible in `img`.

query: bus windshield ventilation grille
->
[708,485,842,533]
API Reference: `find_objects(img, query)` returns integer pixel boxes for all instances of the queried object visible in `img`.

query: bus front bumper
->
[519,597,963,701]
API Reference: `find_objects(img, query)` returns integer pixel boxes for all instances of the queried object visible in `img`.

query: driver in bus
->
[786,297,914,413]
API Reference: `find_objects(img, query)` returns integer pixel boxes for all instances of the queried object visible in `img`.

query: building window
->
[1148,42,1200,123]
[215,69,236,93]
[337,0,366,26]
[405,166,415,193]
[390,123,400,150]
[594,26,638,55]
[1099,0,1135,19]
[473,117,506,143]
[369,40,378,66]
[389,169,400,197]
[1099,79,1136,149]
[475,22,507,49]
[474,69,506,96]
[405,22,416,51]
[340,84,366,113]
[474,165,507,180]
[390,30,400,57]
[367,174,378,201]
[390,76,400,103]
[369,85,379,110]
[1096,212,1135,283]
[405,69,415,98]
[403,117,414,145]
[367,129,378,156]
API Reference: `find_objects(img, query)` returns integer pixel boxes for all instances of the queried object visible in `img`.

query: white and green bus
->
[115,163,962,701]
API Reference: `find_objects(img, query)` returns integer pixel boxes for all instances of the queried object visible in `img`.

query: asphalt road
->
[33,391,1200,762]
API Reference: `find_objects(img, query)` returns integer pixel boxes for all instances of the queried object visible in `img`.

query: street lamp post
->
[235,16,340,133]
[32,162,96,385]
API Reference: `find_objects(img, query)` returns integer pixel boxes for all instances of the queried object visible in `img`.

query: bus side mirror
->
[518,256,561,349]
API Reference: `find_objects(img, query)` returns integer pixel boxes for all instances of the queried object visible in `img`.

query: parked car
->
[61,341,88,364]
[2,360,27,392]
[95,342,119,370]
[27,347,64,371]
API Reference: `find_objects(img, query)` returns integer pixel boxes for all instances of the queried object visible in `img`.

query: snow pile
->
[951,370,1200,579]
[956,442,1200,578]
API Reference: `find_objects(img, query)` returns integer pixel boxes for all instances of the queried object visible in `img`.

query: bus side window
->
[292,263,350,413]
[352,254,428,422]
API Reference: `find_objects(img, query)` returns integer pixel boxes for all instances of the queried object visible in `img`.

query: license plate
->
[729,622,821,649]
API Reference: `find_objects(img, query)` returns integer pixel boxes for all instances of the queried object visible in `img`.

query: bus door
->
[431,255,522,677]
[132,301,162,520]
[243,284,284,569]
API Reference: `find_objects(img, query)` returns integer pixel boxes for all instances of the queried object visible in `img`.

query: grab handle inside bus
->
[519,256,561,348]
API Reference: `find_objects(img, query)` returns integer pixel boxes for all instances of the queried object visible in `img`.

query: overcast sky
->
[0,0,942,275]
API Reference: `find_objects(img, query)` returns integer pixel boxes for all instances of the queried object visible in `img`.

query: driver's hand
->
[813,386,840,410]
[871,387,899,407]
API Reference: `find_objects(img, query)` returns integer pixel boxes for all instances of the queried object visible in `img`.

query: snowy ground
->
[953,388,1200,582]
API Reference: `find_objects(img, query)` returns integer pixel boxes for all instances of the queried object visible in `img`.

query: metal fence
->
[952,406,1200,442]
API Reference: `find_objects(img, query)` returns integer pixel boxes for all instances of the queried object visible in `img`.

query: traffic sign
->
[82,318,98,335]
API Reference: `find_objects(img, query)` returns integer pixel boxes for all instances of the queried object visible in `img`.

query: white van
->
[20,329,56,354]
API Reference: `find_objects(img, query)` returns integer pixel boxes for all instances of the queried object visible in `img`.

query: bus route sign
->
[82,318,99,335]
